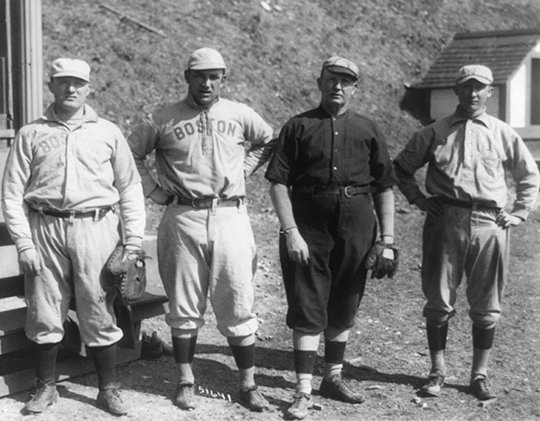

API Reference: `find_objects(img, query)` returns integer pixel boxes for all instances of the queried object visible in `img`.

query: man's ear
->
[486,85,494,98]
[184,69,190,83]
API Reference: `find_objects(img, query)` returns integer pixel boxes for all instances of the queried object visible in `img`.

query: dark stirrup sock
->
[172,335,198,364]
[294,349,317,375]
[86,343,117,389]
[324,340,347,364]
[472,325,495,349]
[229,343,255,370]
[35,342,60,384]
[426,322,448,351]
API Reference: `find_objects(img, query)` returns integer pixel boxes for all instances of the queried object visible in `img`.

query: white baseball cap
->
[455,65,493,85]
[51,58,90,82]
[186,48,226,71]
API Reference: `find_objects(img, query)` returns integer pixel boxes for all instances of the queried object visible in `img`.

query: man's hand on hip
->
[496,211,522,228]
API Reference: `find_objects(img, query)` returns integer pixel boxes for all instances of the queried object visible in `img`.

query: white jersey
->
[2,104,145,251]
[128,95,274,198]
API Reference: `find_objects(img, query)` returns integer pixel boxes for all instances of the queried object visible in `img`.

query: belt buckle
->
[191,198,203,209]
[343,186,355,198]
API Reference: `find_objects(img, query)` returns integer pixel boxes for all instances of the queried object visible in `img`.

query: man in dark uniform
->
[265,56,397,419]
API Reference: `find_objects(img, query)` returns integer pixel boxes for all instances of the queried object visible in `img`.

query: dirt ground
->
[1,188,540,421]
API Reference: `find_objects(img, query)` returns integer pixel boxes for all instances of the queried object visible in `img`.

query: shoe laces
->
[292,392,311,405]
[32,382,54,400]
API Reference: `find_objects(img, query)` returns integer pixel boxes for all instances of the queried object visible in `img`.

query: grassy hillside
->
[42,0,540,154]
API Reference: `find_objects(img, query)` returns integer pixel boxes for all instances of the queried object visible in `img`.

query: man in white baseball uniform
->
[128,47,275,411]
[2,58,146,415]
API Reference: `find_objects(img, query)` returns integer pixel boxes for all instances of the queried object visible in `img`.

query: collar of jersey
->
[42,103,99,125]
[450,105,489,127]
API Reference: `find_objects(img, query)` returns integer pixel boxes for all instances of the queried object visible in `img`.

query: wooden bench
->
[0,223,168,397]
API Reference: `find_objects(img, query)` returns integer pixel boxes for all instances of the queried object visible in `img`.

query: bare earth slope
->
[1,1,539,420]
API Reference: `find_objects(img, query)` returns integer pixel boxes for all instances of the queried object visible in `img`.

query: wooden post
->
[17,0,42,126]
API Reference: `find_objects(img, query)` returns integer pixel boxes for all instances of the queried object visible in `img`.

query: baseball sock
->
[324,340,347,380]
[172,335,197,384]
[292,331,320,395]
[86,343,117,389]
[426,322,448,375]
[172,336,197,364]
[228,334,257,389]
[229,343,255,370]
[294,350,316,395]
[471,325,495,378]
[35,342,59,385]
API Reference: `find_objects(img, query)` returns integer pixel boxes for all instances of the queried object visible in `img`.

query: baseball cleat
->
[96,383,128,416]
[319,375,365,404]
[420,372,445,397]
[285,392,312,419]
[174,382,196,410]
[470,375,496,400]
[24,379,59,413]
[238,385,270,412]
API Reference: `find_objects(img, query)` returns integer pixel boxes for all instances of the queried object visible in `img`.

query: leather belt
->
[27,203,115,219]
[294,185,370,197]
[171,196,244,209]
[438,197,500,212]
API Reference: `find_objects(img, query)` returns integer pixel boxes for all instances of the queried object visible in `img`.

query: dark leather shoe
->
[319,375,365,404]
[174,382,196,410]
[96,383,128,415]
[24,379,59,413]
[238,385,270,412]
[420,371,445,397]
[470,375,496,400]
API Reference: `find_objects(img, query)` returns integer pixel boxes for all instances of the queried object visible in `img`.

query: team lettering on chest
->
[173,118,237,141]
[36,133,65,154]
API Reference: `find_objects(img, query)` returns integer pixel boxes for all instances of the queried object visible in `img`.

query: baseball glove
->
[365,241,399,279]
[103,245,149,303]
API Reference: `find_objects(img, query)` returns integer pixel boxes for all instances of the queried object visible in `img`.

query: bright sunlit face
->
[184,68,226,107]
[454,79,493,116]
[317,69,357,111]
[48,76,90,115]
[49,76,90,114]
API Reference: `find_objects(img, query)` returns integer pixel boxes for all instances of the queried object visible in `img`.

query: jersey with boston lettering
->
[128,97,274,199]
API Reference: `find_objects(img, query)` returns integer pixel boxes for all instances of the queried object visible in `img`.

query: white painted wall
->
[508,64,527,127]
[513,41,540,140]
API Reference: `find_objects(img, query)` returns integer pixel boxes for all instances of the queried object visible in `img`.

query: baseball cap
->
[186,48,227,71]
[321,56,359,80]
[455,64,493,85]
[51,58,90,82]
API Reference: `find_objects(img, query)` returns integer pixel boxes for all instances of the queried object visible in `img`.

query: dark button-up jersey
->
[265,106,396,191]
